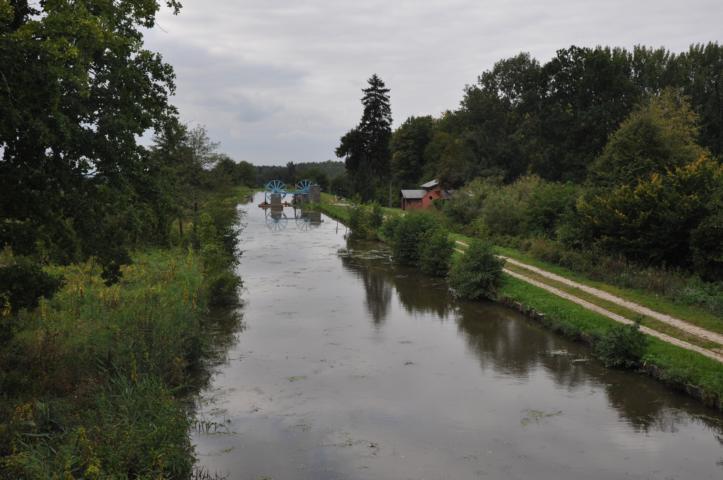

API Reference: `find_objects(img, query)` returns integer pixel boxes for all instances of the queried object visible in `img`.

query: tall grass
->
[0,187,249,478]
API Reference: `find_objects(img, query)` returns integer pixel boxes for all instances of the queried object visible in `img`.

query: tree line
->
[389,44,723,188]
[255,160,346,193]
[0,3,257,477]
[0,1,255,297]
[338,44,723,281]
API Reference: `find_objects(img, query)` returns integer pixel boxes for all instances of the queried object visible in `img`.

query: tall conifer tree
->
[336,74,392,200]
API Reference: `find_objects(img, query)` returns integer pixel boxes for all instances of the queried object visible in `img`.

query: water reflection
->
[193,196,723,480]
[341,238,723,436]
[338,244,393,325]
[339,241,455,321]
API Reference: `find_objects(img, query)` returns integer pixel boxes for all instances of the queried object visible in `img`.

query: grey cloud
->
[145,0,723,165]
[235,97,283,123]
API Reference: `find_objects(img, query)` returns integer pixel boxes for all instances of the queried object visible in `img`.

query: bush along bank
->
[328,204,723,411]
[0,187,249,478]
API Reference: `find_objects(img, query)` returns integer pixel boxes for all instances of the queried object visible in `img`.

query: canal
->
[193,193,723,479]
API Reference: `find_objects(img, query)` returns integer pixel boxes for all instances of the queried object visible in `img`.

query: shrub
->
[526,237,564,264]
[678,278,723,317]
[690,210,723,281]
[379,215,402,241]
[479,176,541,237]
[594,322,647,369]
[442,178,496,227]
[392,213,438,265]
[525,182,579,237]
[419,229,454,276]
[449,241,504,300]
[99,247,132,286]
[369,202,384,229]
[348,204,371,240]
[0,256,61,315]
[207,270,242,307]
[577,155,719,266]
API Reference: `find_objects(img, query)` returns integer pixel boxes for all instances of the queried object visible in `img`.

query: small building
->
[400,179,452,210]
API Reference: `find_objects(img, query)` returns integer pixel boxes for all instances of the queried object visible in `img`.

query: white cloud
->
[145,0,723,165]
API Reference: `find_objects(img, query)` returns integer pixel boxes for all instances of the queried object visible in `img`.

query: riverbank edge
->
[313,202,723,412]
[0,186,252,477]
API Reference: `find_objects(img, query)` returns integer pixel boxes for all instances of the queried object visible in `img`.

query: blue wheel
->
[295,179,312,194]
[265,179,286,195]
[265,210,288,232]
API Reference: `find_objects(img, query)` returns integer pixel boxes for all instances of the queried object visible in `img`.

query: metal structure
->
[263,179,315,204]
[261,179,323,233]
[295,179,313,194]
[264,180,287,203]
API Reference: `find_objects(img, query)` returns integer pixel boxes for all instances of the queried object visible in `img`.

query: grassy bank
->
[0,187,250,478]
[318,197,723,411]
[499,276,723,409]
[315,202,351,224]
[317,192,721,328]
[492,243,723,334]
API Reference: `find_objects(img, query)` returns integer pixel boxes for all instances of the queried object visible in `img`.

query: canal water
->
[193,194,723,480]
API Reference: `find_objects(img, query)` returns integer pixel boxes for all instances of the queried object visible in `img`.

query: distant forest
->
[255,160,346,191]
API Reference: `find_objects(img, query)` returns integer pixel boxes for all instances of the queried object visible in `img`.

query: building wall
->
[421,187,444,208]
[402,198,424,210]
[401,186,446,210]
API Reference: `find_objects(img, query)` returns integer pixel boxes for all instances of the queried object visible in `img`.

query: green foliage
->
[0,0,182,264]
[255,161,345,187]
[500,275,723,403]
[478,176,541,236]
[589,90,704,187]
[209,156,256,188]
[387,43,723,189]
[329,173,351,197]
[99,248,133,286]
[461,176,576,240]
[369,202,384,229]
[419,229,454,277]
[0,255,61,316]
[535,46,640,181]
[336,74,393,200]
[379,215,402,241]
[1,377,193,479]
[525,182,579,237]
[391,116,435,186]
[690,197,723,280]
[504,238,723,320]
[579,154,721,265]
[391,213,438,265]
[593,323,648,369]
[347,204,372,240]
[443,178,495,228]
[0,248,205,476]
[449,241,504,300]
[0,187,246,477]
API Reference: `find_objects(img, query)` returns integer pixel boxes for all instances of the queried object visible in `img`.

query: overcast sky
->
[144,0,722,166]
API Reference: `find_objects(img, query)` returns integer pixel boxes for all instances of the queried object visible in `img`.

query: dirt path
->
[500,255,723,347]
[455,240,723,363]
[504,269,723,363]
